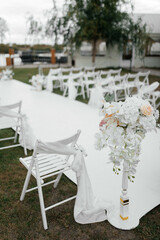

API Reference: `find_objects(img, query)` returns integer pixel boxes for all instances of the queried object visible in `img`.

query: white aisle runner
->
[0,80,160,228]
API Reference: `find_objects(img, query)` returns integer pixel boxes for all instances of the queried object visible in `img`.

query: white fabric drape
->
[88,84,104,108]
[68,79,77,100]
[37,137,111,224]
[0,108,36,150]
[71,150,111,224]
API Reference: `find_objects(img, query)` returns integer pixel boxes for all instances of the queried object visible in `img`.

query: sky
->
[0,0,160,45]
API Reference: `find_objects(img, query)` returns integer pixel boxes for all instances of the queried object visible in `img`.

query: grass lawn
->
[0,68,160,240]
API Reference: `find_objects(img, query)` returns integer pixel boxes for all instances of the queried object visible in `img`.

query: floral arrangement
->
[95,97,159,181]
[1,69,14,80]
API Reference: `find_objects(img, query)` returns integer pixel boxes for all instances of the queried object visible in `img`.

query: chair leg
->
[20,158,34,201]
[14,125,19,143]
[35,160,48,230]
[63,86,68,97]
[82,85,85,99]
[86,85,89,98]
[54,173,63,188]
[20,122,27,155]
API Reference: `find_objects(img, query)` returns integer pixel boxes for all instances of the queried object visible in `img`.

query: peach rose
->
[141,104,153,116]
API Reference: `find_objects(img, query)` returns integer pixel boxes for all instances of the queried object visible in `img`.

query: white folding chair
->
[83,71,99,98]
[138,71,150,87]
[63,72,85,99]
[112,75,128,102]
[59,68,72,91]
[20,130,81,230]
[45,68,62,91]
[138,82,159,108]
[126,73,140,96]
[0,101,27,155]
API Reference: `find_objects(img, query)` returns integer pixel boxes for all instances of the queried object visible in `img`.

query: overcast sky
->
[0,0,160,45]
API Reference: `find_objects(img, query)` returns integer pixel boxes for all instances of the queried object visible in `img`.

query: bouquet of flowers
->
[95,97,159,181]
[1,69,14,80]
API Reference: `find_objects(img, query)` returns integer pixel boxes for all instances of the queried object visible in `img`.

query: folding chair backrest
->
[138,71,150,86]
[101,77,113,87]
[113,74,127,86]
[126,73,139,81]
[84,71,98,81]
[109,69,122,76]
[71,67,83,73]
[0,101,22,113]
[100,70,111,79]
[32,130,81,180]
[0,101,27,155]
[84,66,95,73]
[48,68,61,76]
[139,81,159,96]
[71,72,83,82]
[61,68,72,75]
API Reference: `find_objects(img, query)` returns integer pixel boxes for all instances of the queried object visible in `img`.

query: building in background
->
[74,14,160,69]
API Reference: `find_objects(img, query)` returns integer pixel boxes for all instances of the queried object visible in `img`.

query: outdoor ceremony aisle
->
[0,80,160,229]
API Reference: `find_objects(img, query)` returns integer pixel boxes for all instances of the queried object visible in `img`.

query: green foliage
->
[45,1,61,45]
[0,44,9,53]
[26,14,43,44]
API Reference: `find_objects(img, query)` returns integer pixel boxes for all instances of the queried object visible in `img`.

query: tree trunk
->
[92,40,97,66]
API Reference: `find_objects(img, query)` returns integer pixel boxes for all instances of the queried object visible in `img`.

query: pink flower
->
[99,117,119,128]
[99,119,106,127]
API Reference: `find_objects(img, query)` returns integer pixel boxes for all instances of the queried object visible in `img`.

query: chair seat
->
[127,81,143,88]
[84,80,96,86]
[63,81,82,87]
[20,153,71,180]
[114,84,127,91]
[0,117,19,130]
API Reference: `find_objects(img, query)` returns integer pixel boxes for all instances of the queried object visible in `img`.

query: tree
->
[45,0,61,46]
[26,14,43,45]
[127,17,148,69]
[0,17,8,43]
[61,0,147,65]
[26,0,61,47]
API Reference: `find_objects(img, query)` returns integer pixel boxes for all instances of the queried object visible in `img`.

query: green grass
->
[0,131,160,239]
[13,68,50,85]
[0,68,160,239]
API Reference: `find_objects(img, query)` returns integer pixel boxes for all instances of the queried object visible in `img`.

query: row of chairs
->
[99,71,160,109]
[99,71,150,102]
[44,68,122,99]
[29,67,160,108]
[45,68,150,100]
[0,100,82,230]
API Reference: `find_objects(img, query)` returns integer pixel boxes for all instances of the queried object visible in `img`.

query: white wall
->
[74,44,160,69]
[74,45,122,68]
[134,56,160,68]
